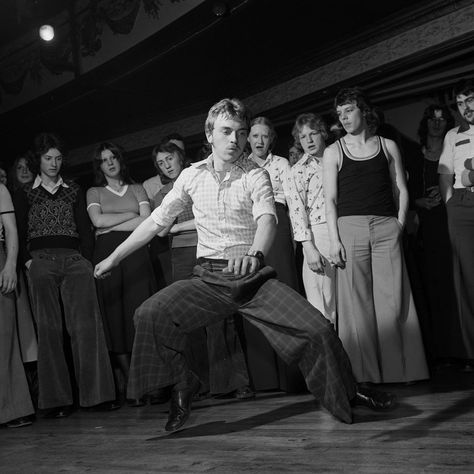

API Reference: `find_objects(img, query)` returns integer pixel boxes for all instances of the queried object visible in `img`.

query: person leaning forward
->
[94,98,395,432]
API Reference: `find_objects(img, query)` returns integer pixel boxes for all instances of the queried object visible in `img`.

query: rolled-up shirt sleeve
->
[247,167,277,222]
[438,130,455,175]
[150,170,192,227]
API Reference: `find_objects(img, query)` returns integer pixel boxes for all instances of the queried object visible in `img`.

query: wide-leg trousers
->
[302,223,337,326]
[337,216,429,384]
[0,246,34,424]
[28,249,115,409]
[128,262,356,423]
[446,189,474,358]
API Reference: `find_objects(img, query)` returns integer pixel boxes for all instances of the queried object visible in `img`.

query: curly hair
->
[92,142,133,186]
[334,87,380,134]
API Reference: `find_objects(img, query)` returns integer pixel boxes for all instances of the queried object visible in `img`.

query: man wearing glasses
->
[95,98,393,432]
[439,78,474,371]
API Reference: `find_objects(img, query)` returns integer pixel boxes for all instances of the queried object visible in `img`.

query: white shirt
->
[438,124,474,188]
[32,175,69,195]
[151,154,276,259]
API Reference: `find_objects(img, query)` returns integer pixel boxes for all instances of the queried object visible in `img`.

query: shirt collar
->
[248,152,273,167]
[193,153,250,173]
[457,120,473,133]
[32,175,69,190]
[298,153,322,167]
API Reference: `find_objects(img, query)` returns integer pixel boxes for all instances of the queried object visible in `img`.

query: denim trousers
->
[28,248,115,409]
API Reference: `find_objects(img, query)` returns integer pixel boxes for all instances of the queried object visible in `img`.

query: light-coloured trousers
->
[302,223,337,326]
[337,215,428,383]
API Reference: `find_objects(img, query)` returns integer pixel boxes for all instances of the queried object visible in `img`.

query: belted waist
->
[196,257,228,272]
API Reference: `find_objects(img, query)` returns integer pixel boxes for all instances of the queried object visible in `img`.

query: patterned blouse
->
[248,152,293,206]
[288,153,326,242]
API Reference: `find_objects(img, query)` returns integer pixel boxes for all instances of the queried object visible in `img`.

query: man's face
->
[206,114,248,167]
[336,101,365,134]
[288,146,301,166]
[456,93,474,124]
[298,125,325,157]
[248,124,271,159]
[156,151,183,180]
[40,147,62,179]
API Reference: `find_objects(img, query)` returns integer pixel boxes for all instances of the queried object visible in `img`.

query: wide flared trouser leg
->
[28,254,73,409]
[446,191,474,358]
[60,254,115,407]
[337,216,380,383]
[0,249,34,424]
[128,272,355,423]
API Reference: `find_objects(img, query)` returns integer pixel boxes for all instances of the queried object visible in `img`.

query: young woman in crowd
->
[14,133,116,417]
[323,88,429,384]
[247,116,304,392]
[410,105,460,365]
[154,141,252,399]
[0,183,35,428]
[7,154,38,404]
[87,142,157,405]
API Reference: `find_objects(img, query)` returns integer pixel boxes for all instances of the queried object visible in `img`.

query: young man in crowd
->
[95,98,394,432]
[288,113,337,325]
[438,78,474,370]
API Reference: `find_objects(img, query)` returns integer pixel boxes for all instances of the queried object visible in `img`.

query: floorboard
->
[1,366,474,473]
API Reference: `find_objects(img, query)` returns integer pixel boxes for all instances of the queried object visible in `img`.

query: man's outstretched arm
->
[94,216,164,278]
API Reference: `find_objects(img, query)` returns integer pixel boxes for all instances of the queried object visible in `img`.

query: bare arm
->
[94,215,164,278]
[323,145,346,267]
[0,185,18,294]
[157,218,196,237]
[439,173,454,203]
[385,138,408,227]
[87,204,138,229]
[101,202,151,232]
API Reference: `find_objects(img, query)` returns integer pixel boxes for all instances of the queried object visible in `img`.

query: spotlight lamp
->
[39,24,55,42]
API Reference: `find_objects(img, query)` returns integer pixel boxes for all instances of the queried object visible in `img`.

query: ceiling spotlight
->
[212,1,227,17]
[39,24,55,42]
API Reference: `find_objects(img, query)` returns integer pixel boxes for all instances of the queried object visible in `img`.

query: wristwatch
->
[245,250,265,266]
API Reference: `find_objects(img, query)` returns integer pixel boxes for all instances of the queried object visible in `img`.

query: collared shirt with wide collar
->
[151,154,276,259]
[32,175,69,195]
[248,152,293,206]
[288,153,326,242]
[438,124,474,188]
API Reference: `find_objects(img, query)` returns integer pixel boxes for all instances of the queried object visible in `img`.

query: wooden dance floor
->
[1,367,474,473]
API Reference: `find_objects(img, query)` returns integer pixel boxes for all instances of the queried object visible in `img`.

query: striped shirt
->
[151,154,276,259]
[288,153,326,242]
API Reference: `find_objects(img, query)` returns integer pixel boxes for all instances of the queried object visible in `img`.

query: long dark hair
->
[8,152,34,193]
[417,104,454,147]
[92,142,133,186]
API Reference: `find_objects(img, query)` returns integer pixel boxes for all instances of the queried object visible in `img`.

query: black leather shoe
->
[165,376,200,432]
[6,417,33,428]
[352,386,395,410]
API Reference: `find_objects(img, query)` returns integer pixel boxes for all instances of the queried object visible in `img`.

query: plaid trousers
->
[128,262,356,423]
